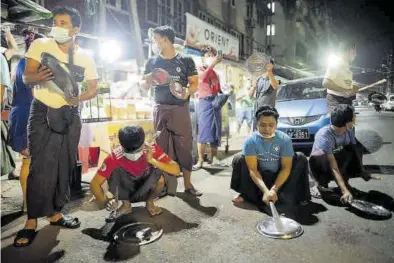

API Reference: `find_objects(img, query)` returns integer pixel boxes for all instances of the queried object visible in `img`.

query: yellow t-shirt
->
[25,38,98,109]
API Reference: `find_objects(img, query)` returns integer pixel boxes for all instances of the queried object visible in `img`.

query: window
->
[121,0,128,10]
[267,2,275,13]
[160,0,172,25]
[231,0,235,8]
[107,0,116,6]
[247,3,253,18]
[257,10,264,27]
[147,0,159,23]
[266,24,275,36]
[174,0,184,34]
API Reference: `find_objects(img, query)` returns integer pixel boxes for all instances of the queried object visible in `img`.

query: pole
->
[129,0,145,71]
[99,0,107,36]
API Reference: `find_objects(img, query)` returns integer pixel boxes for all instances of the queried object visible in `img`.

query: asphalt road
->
[1,107,393,263]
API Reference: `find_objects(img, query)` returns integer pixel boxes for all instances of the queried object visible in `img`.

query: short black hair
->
[153,26,175,44]
[52,6,82,28]
[331,104,354,127]
[22,30,45,52]
[1,31,8,49]
[255,106,279,122]
[118,125,145,153]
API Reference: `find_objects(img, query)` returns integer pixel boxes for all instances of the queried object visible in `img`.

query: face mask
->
[50,27,72,44]
[152,42,160,55]
[123,151,144,161]
[257,131,276,139]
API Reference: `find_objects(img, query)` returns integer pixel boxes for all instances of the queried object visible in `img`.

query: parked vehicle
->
[276,77,330,149]
[383,94,394,111]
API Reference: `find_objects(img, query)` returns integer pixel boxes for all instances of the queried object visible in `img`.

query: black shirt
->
[144,53,197,105]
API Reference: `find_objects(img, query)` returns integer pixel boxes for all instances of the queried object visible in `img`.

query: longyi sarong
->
[326,93,355,113]
[231,152,311,208]
[153,103,192,194]
[26,99,81,219]
[197,95,222,146]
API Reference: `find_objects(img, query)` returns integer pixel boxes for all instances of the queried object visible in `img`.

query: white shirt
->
[324,59,354,98]
[25,38,98,108]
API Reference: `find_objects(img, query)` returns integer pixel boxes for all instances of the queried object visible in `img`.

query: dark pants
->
[309,143,364,187]
[231,152,311,208]
[326,93,355,113]
[108,166,162,202]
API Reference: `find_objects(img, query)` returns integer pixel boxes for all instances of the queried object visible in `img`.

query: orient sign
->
[185,13,239,61]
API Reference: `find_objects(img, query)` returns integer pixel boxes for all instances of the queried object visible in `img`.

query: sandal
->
[310,185,322,199]
[184,188,203,197]
[13,229,37,247]
[50,215,81,229]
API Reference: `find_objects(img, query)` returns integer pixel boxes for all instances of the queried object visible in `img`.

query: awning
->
[1,0,52,23]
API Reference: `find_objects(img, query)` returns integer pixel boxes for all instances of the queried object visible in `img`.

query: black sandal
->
[50,215,81,229]
[13,229,37,247]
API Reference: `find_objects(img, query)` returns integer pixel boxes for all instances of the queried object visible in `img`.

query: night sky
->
[329,0,394,84]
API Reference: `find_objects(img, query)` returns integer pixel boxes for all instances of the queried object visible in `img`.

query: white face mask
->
[50,27,72,44]
[152,42,160,55]
[257,131,276,139]
[123,151,144,161]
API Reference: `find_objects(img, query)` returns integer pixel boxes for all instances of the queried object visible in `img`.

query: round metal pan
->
[113,222,163,245]
[349,199,391,219]
[256,216,304,240]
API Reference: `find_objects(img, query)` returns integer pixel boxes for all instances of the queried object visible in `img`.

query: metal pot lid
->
[349,199,392,218]
[113,222,163,245]
[169,81,188,100]
[256,216,304,239]
[152,68,171,85]
[246,52,271,77]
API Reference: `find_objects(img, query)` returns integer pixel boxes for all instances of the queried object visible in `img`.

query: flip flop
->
[184,188,203,197]
[13,229,37,247]
[310,185,322,199]
[50,215,81,229]
[232,195,245,204]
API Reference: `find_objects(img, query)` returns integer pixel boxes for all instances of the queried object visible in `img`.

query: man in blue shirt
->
[231,106,310,210]
[309,104,371,203]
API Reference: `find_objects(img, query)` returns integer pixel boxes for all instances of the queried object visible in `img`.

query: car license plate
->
[286,129,309,139]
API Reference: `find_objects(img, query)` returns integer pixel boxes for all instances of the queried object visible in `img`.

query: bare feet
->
[232,195,244,204]
[116,203,132,215]
[146,200,162,216]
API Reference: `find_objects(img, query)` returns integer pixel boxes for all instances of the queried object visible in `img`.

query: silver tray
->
[256,216,304,239]
[113,222,163,245]
[349,199,391,218]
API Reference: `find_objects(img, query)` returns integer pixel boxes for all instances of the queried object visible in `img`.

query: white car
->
[383,94,394,111]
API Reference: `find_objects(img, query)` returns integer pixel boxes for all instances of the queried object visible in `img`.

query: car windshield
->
[277,80,327,101]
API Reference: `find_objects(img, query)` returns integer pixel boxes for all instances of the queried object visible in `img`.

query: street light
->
[99,39,122,63]
[326,53,340,67]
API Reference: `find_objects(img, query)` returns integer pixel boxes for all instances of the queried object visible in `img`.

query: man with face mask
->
[140,26,201,197]
[14,7,98,247]
[89,125,180,217]
[323,41,359,113]
[230,106,311,211]
[309,105,372,203]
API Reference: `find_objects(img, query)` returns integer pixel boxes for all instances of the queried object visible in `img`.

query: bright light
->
[267,24,275,36]
[100,40,122,63]
[267,2,275,13]
[326,53,340,67]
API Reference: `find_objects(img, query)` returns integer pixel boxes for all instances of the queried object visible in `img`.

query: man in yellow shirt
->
[14,6,98,247]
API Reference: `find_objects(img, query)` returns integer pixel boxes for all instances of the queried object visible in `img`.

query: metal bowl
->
[113,222,163,245]
[256,216,304,239]
[246,52,271,76]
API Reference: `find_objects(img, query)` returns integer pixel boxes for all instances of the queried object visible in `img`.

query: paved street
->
[1,107,394,263]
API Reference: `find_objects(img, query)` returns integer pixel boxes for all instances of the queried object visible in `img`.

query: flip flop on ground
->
[185,188,203,197]
[13,229,37,247]
[50,215,81,229]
